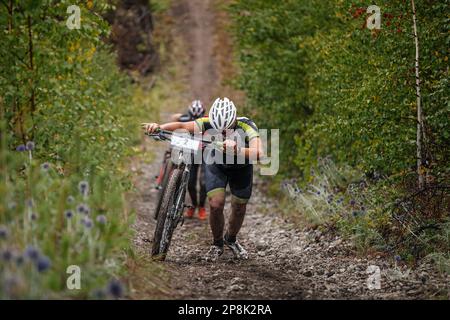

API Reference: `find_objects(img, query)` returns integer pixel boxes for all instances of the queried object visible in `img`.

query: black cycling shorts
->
[204,164,253,203]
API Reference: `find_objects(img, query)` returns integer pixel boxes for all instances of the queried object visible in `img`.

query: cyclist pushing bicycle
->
[155,100,208,220]
[142,97,264,261]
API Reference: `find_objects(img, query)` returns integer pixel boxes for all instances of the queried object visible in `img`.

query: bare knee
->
[209,195,225,212]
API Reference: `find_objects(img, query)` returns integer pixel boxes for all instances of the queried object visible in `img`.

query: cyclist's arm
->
[160,121,196,133]
[238,137,264,161]
[142,121,196,133]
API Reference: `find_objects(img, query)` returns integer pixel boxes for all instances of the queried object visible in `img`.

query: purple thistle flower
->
[16,144,26,152]
[78,181,89,197]
[65,210,74,219]
[106,279,124,299]
[350,199,356,206]
[96,215,107,225]
[294,187,302,194]
[82,217,93,228]
[394,255,401,262]
[36,255,51,272]
[26,141,35,151]
[41,162,50,172]
[0,225,8,240]
[316,191,321,195]
[24,245,40,261]
[1,249,13,262]
[77,203,89,214]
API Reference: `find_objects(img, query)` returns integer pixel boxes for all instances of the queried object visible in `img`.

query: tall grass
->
[0,131,132,299]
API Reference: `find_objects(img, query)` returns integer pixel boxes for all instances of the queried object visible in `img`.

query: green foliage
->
[0,146,130,299]
[230,0,449,178]
[231,0,449,270]
[0,0,154,298]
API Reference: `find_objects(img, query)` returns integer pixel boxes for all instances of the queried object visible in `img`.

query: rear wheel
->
[151,167,184,260]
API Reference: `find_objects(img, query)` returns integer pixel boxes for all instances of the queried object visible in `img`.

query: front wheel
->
[151,167,185,260]
[153,161,173,220]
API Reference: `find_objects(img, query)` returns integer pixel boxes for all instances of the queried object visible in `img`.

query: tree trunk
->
[411,0,424,189]
[27,15,36,139]
[110,0,159,76]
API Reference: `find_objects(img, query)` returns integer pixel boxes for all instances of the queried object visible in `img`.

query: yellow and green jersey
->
[194,116,260,148]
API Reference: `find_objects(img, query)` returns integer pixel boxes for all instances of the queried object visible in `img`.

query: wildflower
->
[0,225,8,240]
[41,162,50,172]
[316,191,321,195]
[1,249,13,262]
[77,203,89,214]
[65,210,74,219]
[24,245,40,261]
[394,255,401,262]
[30,212,38,221]
[78,181,89,197]
[83,217,93,228]
[36,255,51,273]
[16,145,26,152]
[67,196,75,203]
[106,279,124,299]
[26,141,35,151]
[350,199,356,206]
[96,215,107,225]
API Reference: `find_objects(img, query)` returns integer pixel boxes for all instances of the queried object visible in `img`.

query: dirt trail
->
[129,0,449,299]
[172,0,218,103]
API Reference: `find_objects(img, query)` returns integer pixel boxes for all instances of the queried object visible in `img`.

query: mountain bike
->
[146,129,223,260]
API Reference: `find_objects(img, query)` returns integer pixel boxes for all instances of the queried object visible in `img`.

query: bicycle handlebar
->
[144,128,224,148]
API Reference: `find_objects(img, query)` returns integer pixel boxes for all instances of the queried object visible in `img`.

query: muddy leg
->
[208,192,225,245]
[226,199,247,241]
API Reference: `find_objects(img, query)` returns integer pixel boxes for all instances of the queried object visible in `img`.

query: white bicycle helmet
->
[209,97,237,130]
[188,100,205,118]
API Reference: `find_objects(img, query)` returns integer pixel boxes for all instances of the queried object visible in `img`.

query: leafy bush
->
[0,1,154,298]
[230,0,449,179]
[0,142,130,299]
[231,0,449,269]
